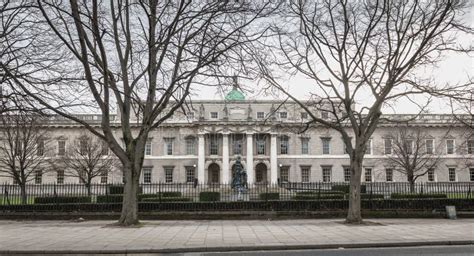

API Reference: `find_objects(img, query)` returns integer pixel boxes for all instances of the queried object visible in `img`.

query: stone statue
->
[199,104,205,121]
[223,105,229,121]
[231,156,247,196]
[247,104,252,121]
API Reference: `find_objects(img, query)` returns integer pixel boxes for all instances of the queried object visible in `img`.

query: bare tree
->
[257,0,472,223]
[0,113,51,204]
[2,1,275,225]
[54,134,116,196]
[384,125,443,192]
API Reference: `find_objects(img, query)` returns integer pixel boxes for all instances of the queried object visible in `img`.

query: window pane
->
[35,170,43,184]
[143,167,152,183]
[257,112,265,119]
[301,138,309,154]
[364,168,372,182]
[185,138,195,155]
[58,140,66,156]
[384,139,392,155]
[145,140,152,156]
[186,167,195,183]
[322,166,331,182]
[428,168,435,182]
[446,140,454,154]
[301,166,310,182]
[256,136,265,155]
[448,168,456,182]
[385,168,393,182]
[467,140,473,154]
[57,170,64,184]
[426,139,434,154]
[280,136,289,154]
[165,167,174,183]
[470,168,474,182]
[343,167,351,182]
[322,138,330,154]
[280,167,289,182]
[164,138,173,155]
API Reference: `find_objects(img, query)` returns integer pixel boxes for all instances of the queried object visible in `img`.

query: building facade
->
[1,89,473,185]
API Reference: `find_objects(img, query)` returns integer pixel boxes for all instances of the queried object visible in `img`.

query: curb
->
[1,240,473,254]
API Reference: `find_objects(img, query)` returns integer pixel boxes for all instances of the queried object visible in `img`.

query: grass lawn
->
[0,196,34,205]
[446,193,474,199]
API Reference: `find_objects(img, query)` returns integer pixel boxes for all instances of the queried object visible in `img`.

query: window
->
[100,170,108,184]
[186,166,195,183]
[164,138,174,155]
[232,135,243,155]
[144,140,152,156]
[209,136,219,155]
[384,138,392,155]
[143,167,152,183]
[448,168,456,182]
[79,139,88,155]
[37,140,45,156]
[428,168,435,182]
[280,136,289,154]
[34,170,43,184]
[322,166,332,182]
[185,137,196,155]
[301,112,308,119]
[58,140,66,156]
[404,139,414,155]
[446,139,455,154]
[187,112,195,120]
[385,168,393,182]
[343,167,351,182]
[467,140,474,154]
[164,167,174,183]
[301,138,309,154]
[256,135,266,155]
[470,168,474,182]
[301,166,310,182]
[210,112,218,119]
[57,170,64,184]
[364,168,372,182]
[279,112,288,119]
[257,112,265,119]
[279,166,289,182]
[365,139,372,155]
[101,141,109,156]
[321,138,331,155]
[321,111,329,119]
[425,139,434,154]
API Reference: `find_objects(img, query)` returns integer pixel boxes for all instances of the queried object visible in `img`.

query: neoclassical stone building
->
[1,88,473,184]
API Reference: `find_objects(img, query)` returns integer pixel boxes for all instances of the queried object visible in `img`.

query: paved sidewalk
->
[0,219,473,254]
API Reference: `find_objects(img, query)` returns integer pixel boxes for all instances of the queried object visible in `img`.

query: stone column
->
[246,132,254,184]
[222,133,230,184]
[270,133,278,184]
[198,133,205,184]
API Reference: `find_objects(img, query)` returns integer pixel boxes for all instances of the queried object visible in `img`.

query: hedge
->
[199,192,220,202]
[292,194,345,200]
[331,184,366,193]
[259,193,280,200]
[107,185,143,195]
[391,193,447,199]
[97,194,157,203]
[142,197,191,202]
[360,193,384,199]
[159,192,182,198]
[297,191,345,195]
[34,196,91,204]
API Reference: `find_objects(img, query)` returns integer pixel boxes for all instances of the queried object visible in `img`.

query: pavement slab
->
[0,219,473,254]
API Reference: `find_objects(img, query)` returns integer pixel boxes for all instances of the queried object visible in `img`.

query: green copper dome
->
[225,87,245,101]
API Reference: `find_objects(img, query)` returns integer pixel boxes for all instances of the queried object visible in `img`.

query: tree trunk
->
[117,163,140,226]
[409,178,415,193]
[346,152,364,224]
[20,183,27,205]
[86,183,92,197]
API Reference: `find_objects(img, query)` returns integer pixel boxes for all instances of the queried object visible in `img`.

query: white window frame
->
[279,166,289,182]
[321,138,331,155]
[164,138,174,156]
[364,168,373,182]
[256,112,265,119]
[365,139,373,155]
[385,168,393,182]
[384,138,392,155]
[185,137,196,155]
[446,139,455,155]
[300,112,308,120]
[280,136,289,154]
[343,166,351,182]
[36,140,45,156]
[425,139,434,154]
[256,137,266,155]
[57,140,66,156]
[322,166,332,182]
[144,140,152,156]
[185,166,196,183]
[321,111,329,120]
[164,166,174,183]
[279,111,288,119]
[301,166,310,183]
[301,137,309,155]
[142,167,152,183]
[470,168,474,182]
[427,168,436,182]
[467,140,474,154]
[57,170,65,184]
[405,139,414,155]
[210,112,219,119]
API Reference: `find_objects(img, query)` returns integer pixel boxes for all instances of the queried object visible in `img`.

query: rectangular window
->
[209,136,219,155]
[384,138,392,155]
[143,167,152,183]
[144,140,152,156]
[232,135,243,155]
[187,112,194,120]
[37,140,45,156]
[164,138,174,155]
[322,166,332,182]
[405,139,414,155]
[427,168,435,182]
[80,139,88,155]
[365,139,372,155]
[446,139,455,154]
[343,167,351,182]
[256,112,265,119]
[470,168,474,182]
[280,166,289,182]
[364,168,372,182]
[100,170,108,184]
[35,170,43,184]
[279,112,288,119]
[186,166,195,183]
[448,168,456,182]
[321,111,329,119]
[57,170,64,184]
[210,112,218,119]
[301,138,309,154]
[425,139,434,154]
[385,168,393,182]
[321,138,331,155]
[164,167,174,183]
[280,136,289,154]
[185,137,196,155]
[301,112,308,120]
[301,166,310,182]
[467,140,474,154]
[58,140,66,156]
[256,136,265,155]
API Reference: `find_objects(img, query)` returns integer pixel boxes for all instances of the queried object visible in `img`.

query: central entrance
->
[208,163,220,184]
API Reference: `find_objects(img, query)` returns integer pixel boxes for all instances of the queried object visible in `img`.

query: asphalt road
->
[178,245,474,256]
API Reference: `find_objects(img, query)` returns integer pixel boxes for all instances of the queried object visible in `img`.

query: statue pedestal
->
[229,191,249,201]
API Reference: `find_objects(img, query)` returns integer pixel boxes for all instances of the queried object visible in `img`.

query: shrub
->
[142,197,191,202]
[292,194,345,200]
[296,191,345,196]
[159,192,182,198]
[96,194,156,203]
[360,193,384,199]
[331,184,366,193]
[199,192,220,202]
[259,193,280,200]
[107,185,143,195]
[391,193,447,199]
[34,196,91,204]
